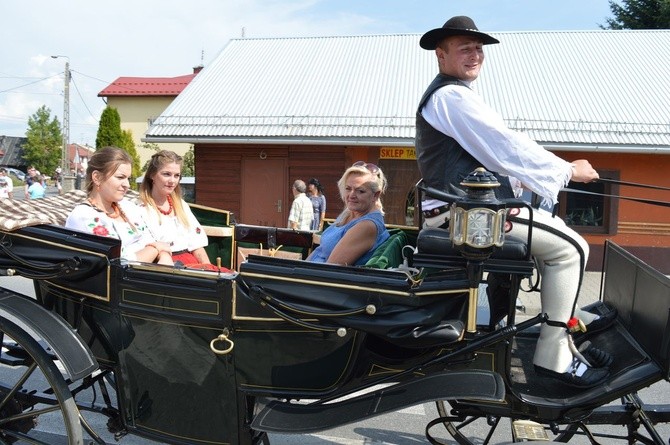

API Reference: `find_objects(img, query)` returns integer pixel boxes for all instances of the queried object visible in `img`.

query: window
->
[557,170,619,235]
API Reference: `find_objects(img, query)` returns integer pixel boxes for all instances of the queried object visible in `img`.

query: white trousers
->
[506,207,596,372]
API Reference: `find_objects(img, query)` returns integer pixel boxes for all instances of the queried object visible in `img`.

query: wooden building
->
[145,31,670,272]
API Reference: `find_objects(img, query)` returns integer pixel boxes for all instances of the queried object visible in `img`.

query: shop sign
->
[379,147,416,160]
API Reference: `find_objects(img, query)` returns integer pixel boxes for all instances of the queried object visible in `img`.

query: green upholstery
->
[364,230,409,269]
[189,204,235,269]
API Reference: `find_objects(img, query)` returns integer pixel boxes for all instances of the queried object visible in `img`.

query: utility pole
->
[51,55,70,173]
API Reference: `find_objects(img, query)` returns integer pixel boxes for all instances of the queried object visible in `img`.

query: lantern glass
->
[495,209,507,246]
[450,206,464,244]
[466,208,497,247]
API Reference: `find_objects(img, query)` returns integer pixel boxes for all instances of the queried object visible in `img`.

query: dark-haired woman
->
[307,178,326,231]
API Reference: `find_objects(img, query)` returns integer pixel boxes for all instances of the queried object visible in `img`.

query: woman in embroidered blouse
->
[139,150,213,267]
[307,162,389,266]
[65,146,173,265]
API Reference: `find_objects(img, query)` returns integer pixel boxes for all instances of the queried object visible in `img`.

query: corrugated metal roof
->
[146,31,670,151]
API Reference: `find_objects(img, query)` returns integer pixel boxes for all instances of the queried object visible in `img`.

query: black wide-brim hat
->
[420,16,499,50]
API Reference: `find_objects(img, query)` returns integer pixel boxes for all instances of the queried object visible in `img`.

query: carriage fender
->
[0,291,98,381]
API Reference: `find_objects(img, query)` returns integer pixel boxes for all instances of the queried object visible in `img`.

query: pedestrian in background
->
[0,168,13,199]
[307,178,326,231]
[23,166,37,199]
[288,179,313,230]
[75,167,85,190]
[28,175,46,199]
[54,166,63,195]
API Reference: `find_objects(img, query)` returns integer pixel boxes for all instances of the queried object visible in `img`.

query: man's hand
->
[570,159,599,183]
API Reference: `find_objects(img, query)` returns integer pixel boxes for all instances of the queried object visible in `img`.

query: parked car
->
[2,167,26,181]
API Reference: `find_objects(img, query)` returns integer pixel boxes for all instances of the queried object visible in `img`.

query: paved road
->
[1,263,669,444]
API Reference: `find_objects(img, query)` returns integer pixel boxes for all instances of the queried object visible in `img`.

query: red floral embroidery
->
[196,227,202,234]
[92,225,109,236]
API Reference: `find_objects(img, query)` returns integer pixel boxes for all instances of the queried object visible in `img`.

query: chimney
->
[193,65,203,74]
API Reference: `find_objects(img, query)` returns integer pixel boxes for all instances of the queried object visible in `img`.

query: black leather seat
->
[413,227,534,276]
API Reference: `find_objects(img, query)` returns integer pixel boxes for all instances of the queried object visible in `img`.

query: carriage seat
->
[413,227,534,276]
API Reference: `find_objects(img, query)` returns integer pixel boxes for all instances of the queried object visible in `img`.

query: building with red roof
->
[98,66,202,164]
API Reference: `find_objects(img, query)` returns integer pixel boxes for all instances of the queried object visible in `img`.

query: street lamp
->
[51,55,70,173]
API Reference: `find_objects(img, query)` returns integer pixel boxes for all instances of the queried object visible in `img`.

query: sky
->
[0,0,614,147]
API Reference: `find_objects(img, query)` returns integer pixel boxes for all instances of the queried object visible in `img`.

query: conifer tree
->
[602,0,670,29]
[119,129,142,184]
[95,106,123,148]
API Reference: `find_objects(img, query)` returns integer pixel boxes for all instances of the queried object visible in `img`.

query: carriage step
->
[251,370,504,434]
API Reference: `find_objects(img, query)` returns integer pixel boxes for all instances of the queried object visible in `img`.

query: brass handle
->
[276,199,282,212]
[210,329,234,355]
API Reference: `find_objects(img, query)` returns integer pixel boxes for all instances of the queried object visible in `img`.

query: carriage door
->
[241,158,287,227]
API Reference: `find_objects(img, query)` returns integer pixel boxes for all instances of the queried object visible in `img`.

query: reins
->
[563,177,670,208]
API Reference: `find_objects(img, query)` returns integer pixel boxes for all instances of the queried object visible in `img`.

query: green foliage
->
[119,129,142,182]
[95,106,123,148]
[602,0,670,29]
[139,143,161,173]
[182,145,195,176]
[23,105,62,174]
[140,144,195,177]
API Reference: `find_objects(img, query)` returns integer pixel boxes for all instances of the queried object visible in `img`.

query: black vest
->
[415,74,514,199]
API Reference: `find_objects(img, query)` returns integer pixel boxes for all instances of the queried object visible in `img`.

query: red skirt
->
[172,251,232,273]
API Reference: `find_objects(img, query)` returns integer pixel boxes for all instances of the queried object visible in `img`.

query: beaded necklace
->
[88,198,120,218]
[158,195,174,216]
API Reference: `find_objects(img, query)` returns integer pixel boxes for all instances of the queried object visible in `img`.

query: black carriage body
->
[3,204,670,444]
[1,222,473,444]
[234,255,470,396]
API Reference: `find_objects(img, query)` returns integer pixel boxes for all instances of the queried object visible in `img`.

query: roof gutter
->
[142,136,670,154]
[142,136,415,147]
[542,143,670,154]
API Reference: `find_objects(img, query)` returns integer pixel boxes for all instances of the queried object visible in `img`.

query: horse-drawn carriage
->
[1,177,669,444]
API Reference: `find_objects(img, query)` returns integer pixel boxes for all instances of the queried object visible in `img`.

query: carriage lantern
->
[450,167,507,333]
[450,167,507,260]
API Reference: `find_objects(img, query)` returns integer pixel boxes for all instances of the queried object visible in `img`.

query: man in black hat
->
[415,16,616,388]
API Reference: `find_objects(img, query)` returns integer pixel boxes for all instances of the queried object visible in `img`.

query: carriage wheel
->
[0,317,83,444]
[435,401,578,444]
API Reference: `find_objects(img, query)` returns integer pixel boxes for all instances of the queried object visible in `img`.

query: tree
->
[23,105,62,174]
[601,0,670,29]
[95,106,123,148]
[140,144,195,177]
[119,129,142,184]
[182,146,195,176]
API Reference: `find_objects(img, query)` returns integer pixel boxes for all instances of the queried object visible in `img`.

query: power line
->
[0,73,61,94]
[70,74,97,120]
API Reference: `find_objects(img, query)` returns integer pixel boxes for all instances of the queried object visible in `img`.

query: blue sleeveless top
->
[308,210,389,266]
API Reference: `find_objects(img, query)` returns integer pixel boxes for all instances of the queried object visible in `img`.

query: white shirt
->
[142,198,208,253]
[0,175,12,198]
[65,198,156,261]
[421,81,572,207]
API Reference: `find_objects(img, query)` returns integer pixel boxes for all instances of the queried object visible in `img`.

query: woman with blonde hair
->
[65,146,173,265]
[139,150,217,269]
[308,161,389,266]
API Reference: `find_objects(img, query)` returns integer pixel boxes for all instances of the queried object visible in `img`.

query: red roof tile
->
[98,73,197,97]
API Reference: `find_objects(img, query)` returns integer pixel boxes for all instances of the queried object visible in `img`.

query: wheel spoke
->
[1,318,83,444]
[0,362,37,412]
